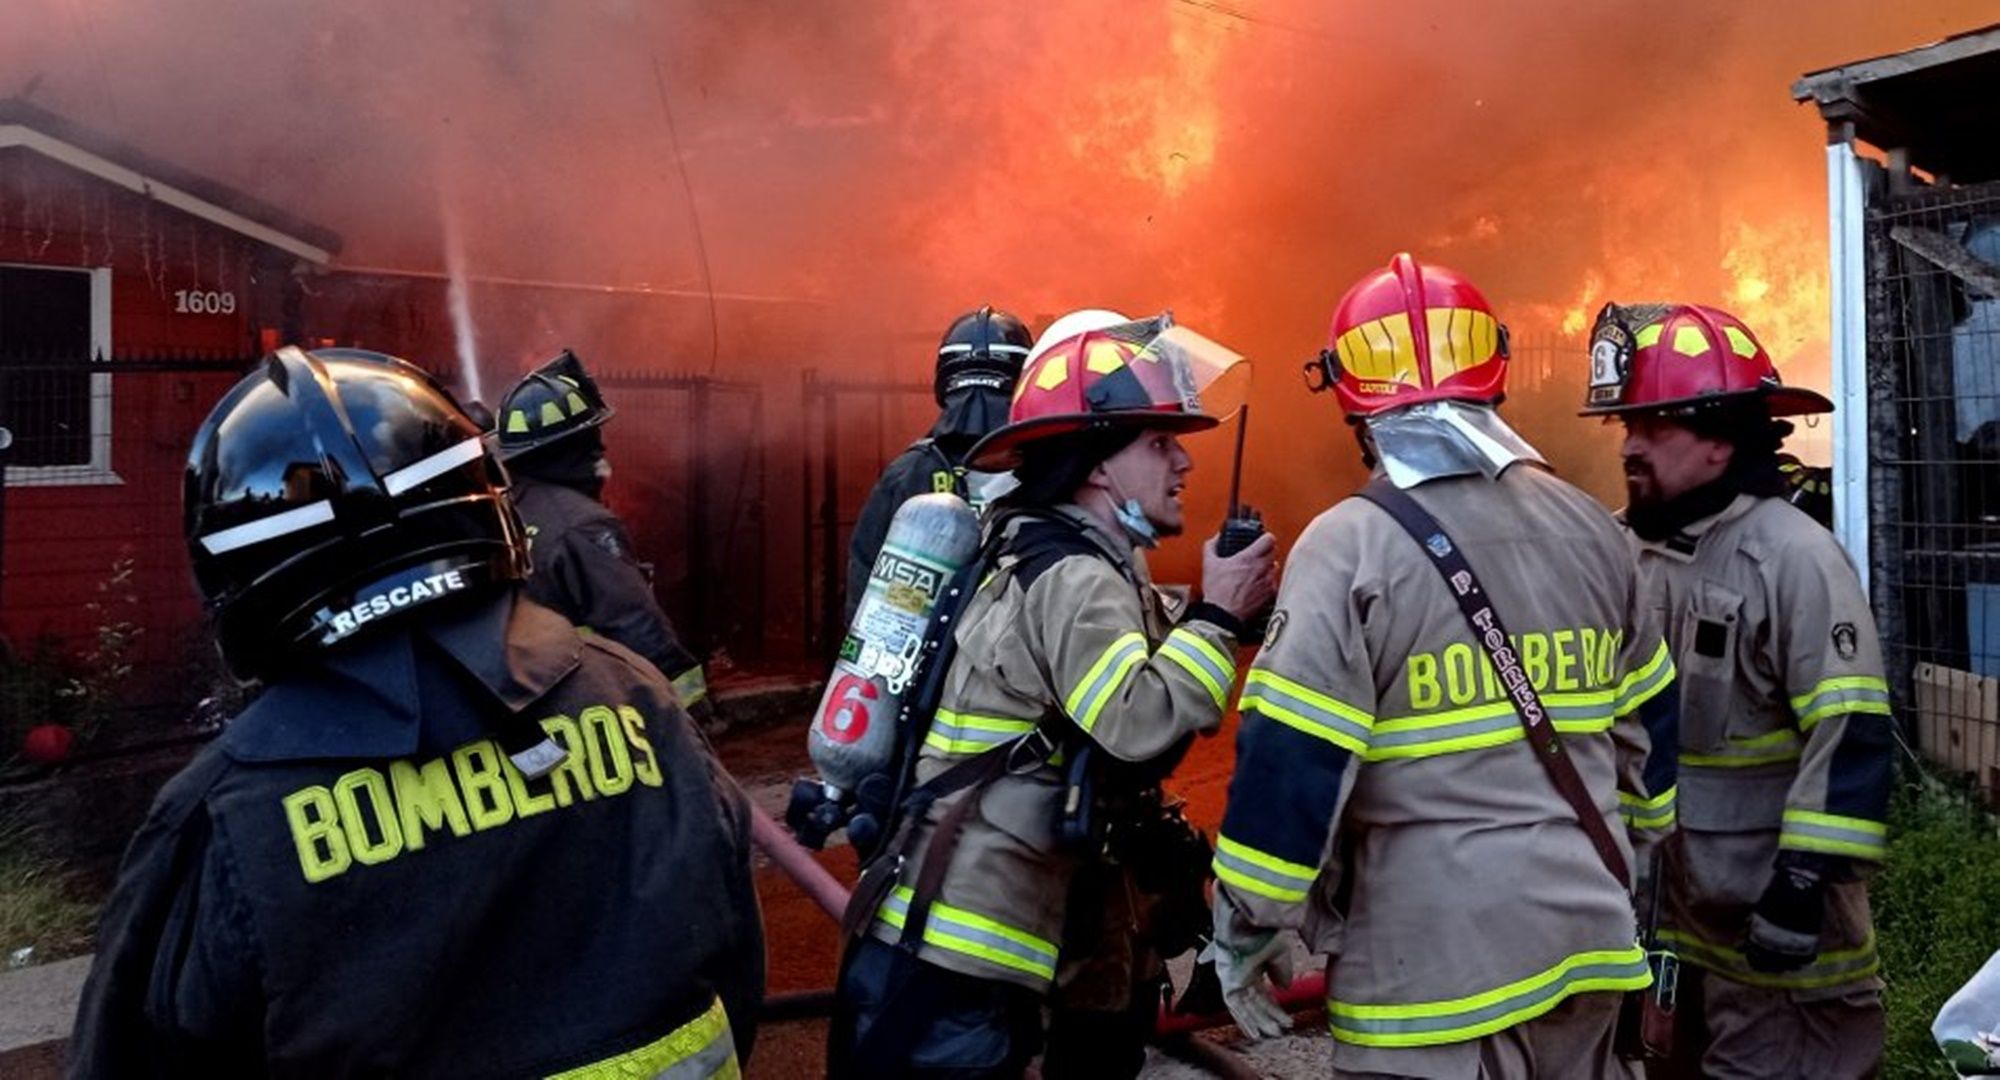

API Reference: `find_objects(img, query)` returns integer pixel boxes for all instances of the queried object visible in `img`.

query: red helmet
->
[1308,253,1509,418]
[965,312,1243,471]
[1579,302,1832,418]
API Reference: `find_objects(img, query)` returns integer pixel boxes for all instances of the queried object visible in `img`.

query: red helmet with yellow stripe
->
[1309,253,1509,418]
[1579,302,1831,418]
[966,312,1244,471]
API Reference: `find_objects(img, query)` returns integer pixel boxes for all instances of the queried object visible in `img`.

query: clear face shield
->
[1090,314,1251,543]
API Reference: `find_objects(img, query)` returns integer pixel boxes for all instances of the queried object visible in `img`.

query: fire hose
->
[747,805,1326,1037]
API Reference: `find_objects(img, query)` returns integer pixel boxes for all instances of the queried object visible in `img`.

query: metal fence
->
[594,370,769,667]
[798,368,937,656]
[1866,178,2000,795]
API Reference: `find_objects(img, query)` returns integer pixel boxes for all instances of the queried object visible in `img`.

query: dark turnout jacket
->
[68,592,763,1078]
[514,476,709,711]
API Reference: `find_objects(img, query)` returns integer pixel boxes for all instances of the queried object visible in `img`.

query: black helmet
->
[935,305,1032,406]
[185,346,530,681]
[1777,454,1833,529]
[494,350,614,459]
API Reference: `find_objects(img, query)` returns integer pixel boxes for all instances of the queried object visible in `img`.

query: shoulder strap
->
[1356,477,1630,890]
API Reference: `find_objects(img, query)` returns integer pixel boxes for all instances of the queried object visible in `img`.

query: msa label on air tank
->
[856,548,947,693]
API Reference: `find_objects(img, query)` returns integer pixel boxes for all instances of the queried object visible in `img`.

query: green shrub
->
[1878,769,2000,1078]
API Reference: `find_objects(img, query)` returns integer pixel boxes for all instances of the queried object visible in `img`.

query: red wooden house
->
[0,98,341,730]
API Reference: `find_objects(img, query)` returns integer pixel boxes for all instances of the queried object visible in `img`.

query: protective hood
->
[1365,400,1546,489]
[931,386,1015,448]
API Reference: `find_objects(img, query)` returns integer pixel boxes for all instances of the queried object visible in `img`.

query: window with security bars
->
[0,264,99,470]
[1871,179,2000,796]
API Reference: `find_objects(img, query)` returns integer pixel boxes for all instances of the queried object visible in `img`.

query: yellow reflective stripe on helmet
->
[1327,946,1649,1048]
[923,710,1037,756]
[539,400,566,426]
[877,885,1059,982]
[1423,306,1500,377]
[1618,785,1677,830]
[1659,928,1879,990]
[1789,676,1892,731]
[1338,311,1419,384]
[546,995,737,1079]
[670,666,708,708]
[1212,833,1316,904]
[1681,727,1803,768]
[1780,808,1887,860]
[506,409,531,434]
[1159,627,1234,708]
[1240,670,1374,755]
[1615,642,1675,716]
[1064,633,1149,732]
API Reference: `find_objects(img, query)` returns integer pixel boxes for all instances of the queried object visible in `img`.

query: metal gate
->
[798,368,936,656]
[1865,179,2000,791]
[595,370,769,666]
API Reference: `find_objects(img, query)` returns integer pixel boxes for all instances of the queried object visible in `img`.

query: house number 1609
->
[174,290,237,315]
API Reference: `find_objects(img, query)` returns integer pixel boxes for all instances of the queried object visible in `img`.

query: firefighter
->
[496,350,714,725]
[1581,303,1893,1079]
[1212,255,1682,1077]
[844,305,1034,623]
[830,311,1278,1078]
[70,347,764,1077]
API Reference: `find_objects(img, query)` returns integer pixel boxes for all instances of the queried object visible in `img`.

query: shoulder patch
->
[1008,520,1103,590]
[1833,622,1858,660]
[1264,608,1288,649]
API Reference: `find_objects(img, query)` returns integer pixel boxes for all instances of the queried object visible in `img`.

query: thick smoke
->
[3,0,1991,568]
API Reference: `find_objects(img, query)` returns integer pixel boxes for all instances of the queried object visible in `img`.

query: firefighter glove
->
[1744,855,1827,973]
[1208,891,1294,1039]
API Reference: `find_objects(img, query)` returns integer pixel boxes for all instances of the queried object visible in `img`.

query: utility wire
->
[652,57,722,377]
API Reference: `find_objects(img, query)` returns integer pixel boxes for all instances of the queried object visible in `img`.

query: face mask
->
[1115,498,1160,547]
[1101,461,1160,548]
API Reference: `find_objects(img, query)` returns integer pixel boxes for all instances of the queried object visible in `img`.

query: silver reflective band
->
[939,343,1031,356]
[508,737,568,780]
[383,439,486,496]
[199,499,336,555]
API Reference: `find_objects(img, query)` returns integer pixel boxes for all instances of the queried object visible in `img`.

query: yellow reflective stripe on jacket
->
[546,995,737,1079]
[877,885,1059,983]
[1779,808,1888,860]
[1212,833,1317,904]
[670,665,709,708]
[1240,669,1374,755]
[1790,675,1892,731]
[1326,946,1649,1047]
[1366,693,1614,762]
[1659,928,1880,990]
[1064,632,1149,732]
[1615,642,1675,715]
[923,710,1038,755]
[1619,785,1677,830]
[1681,727,1804,768]
[1158,627,1234,708]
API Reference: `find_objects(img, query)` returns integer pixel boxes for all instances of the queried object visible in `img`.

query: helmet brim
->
[1577,385,1833,419]
[966,411,1221,472]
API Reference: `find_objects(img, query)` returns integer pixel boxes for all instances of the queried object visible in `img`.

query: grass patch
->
[0,814,97,969]
[1878,768,2000,1078]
